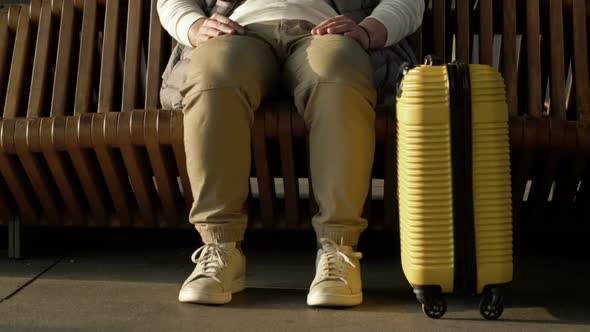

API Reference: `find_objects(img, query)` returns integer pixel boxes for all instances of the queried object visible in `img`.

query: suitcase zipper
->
[448,63,478,295]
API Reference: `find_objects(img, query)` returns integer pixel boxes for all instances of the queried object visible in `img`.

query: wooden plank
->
[502,0,518,117]
[40,117,87,225]
[456,0,470,63]
[572,0,590,123]
[118,111,157,226]
[278,104,299,229]
[432,0,447,60]
[7,6,20,31]
[50,0,74,117]
[144,109,183,227]
[479,0,494,66]
[548,0,566,120]
[170,109,193,208]
[407,27,422,61]
[74,0,97,114]
[65,115,112,225]
[121,0,142,112]
[97,0,120,113]
[526,0,542,118]
[252,109,275,228]
[0,11,11,112]
[145,0,164,109]
[0,120,39,224]
[305,131,318,224]
[14,118,62,225]
[3,6,34,118]
[27,0,53,118]
[92,112,135,226]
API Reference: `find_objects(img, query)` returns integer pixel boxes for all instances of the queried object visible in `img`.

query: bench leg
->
[8,218,22,259]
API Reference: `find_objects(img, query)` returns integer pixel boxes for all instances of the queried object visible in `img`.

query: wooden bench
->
[1,0,589,258]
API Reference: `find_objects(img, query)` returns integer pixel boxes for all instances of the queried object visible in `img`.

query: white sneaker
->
[178,242,246,304]
[307,238,363,307]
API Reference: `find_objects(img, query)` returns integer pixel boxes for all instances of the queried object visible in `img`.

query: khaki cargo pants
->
[181,19,376,246]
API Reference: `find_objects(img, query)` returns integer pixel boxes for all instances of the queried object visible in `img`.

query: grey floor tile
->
[0,253,62,301]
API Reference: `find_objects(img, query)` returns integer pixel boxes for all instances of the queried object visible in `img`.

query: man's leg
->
[285,33,376,247]
[284,32,377,307]
[181,34,278,243]
[179,33,278,304]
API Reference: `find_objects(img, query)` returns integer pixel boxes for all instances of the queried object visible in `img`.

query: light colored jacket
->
[159,0,425,111]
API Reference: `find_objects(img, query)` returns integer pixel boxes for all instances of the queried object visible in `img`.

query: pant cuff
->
[196,224,246,243]
[313,225,365,247]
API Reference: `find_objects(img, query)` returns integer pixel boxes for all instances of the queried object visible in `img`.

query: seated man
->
[157,0,424,307]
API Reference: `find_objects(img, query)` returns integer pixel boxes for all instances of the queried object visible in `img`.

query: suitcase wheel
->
[479,287,505,320]
[421,297,447,319]
[414,286,447,319]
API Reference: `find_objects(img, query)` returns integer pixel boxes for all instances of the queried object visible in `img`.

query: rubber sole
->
[306,292,363,307]
[178,276,246,305]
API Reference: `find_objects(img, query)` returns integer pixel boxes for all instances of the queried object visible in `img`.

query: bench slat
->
[122,0,142,112]
[145,109,183,227]
[50,0,74,117]
[572,0,590,123]
[74,0,97,115]
[479,0,494,66]
[90,112,134,226]
[305,133,318,225]
[145,0,164,109]
[4,6,34,118]
[526,0,543,118]
[278,104,300,228]
[549,0,566,120]
[27,0,53,118]
[456,0,470,63]
[14,118,62,225]
[253,108,275,228]
[503,0,518,117]
[40,117,87,225]
[170,109,193,208]
[0,11,11,110]
[97,0,120,113]
[118,112,158,227]
[432,0,448,60]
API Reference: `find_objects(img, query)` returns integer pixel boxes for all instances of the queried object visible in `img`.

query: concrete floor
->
[1,231,590,332]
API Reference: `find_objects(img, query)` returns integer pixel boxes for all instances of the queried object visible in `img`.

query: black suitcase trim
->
[448,63,478,295]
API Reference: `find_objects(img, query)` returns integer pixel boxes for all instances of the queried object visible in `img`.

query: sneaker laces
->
[190,243,231,284]
[316,238,362,286]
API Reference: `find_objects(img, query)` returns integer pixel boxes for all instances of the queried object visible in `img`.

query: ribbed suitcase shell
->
[397,64,513,319]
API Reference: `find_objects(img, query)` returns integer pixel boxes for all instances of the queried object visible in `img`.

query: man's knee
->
[302,35,374,88]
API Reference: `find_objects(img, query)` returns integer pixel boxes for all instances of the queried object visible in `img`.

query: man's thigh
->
[181,34,279,97]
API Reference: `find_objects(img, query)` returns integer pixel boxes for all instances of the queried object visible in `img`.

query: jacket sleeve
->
[369,0,425,47]
[157,0,207,47]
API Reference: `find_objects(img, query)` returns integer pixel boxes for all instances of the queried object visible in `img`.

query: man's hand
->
[311,15,387,50]
[188,12,246,47]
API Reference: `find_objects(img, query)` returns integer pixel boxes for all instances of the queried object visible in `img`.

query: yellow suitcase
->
[396,59,513,320]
